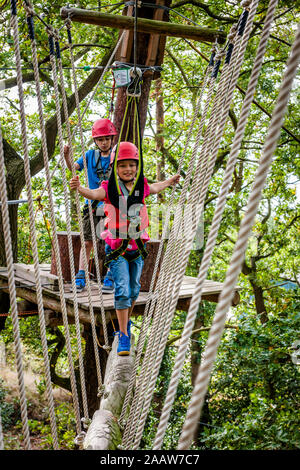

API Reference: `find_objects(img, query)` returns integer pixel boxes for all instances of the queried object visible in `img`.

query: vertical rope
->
[178,20,300,451]
[0,125,31,450]
[120,48,217,435]
[48,31,89,423]
[125,0,259,449]
[23,8,82,436]
[10,2,59,449]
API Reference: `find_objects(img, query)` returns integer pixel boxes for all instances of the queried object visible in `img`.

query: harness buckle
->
[126,67,143,97]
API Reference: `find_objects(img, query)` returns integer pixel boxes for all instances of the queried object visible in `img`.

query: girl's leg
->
[109,255,131,335]
[129,255,144,309]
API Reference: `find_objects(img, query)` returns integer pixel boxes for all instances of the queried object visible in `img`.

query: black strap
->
[104,237,148,267]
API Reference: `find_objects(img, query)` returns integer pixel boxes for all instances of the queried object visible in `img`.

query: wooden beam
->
[60,8,226,44]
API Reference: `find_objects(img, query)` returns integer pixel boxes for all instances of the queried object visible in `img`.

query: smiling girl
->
[70,141,180,356]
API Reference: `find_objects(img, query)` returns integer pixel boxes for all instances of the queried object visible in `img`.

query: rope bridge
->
[0,0,299,451]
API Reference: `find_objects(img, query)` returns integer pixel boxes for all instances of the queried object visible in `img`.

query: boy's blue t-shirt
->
[76,149,110,206]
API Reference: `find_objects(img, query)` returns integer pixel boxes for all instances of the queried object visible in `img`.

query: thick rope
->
[10,5,59,449]
[48,30,89,422]
[125,0,258,449]
[153,0,279,449]
[0,125,31,450]
[178,19,300,451]
[23,8,82,435]
[66,21,126,355]
[119,46,216,426]
[0,413,4,450]
[121,48,220,442]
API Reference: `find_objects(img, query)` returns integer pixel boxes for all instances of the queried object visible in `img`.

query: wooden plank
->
[13,263,59,291]
[60,8,226,44]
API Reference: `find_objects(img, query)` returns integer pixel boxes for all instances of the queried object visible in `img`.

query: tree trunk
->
[190,304,210,447]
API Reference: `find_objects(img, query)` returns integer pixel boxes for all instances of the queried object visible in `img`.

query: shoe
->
[127,320,133,339]
[117,332,131,356]
[75,270,85,292]
[102,276,114,293]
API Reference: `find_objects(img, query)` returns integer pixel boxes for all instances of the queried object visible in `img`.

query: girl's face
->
[94,136,112,153]
[117,160,138,181]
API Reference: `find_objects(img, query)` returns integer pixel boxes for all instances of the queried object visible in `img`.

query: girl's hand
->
[70,175,80,191]
[169,174,180,186]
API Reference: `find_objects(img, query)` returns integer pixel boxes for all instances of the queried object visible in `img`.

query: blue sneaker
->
[102,275,114,293]
[117,332,131,356]
[75,270,85,292]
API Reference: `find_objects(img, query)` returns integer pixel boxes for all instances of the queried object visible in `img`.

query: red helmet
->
[92,118,117,138]
[110,142,139,165]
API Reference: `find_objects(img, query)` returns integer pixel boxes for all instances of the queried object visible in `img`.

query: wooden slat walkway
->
[0,264,240,326]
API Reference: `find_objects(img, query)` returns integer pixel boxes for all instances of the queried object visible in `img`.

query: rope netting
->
[0,0,299,451]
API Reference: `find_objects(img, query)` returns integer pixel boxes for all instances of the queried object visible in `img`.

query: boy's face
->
[94,136,113,153]
[117,160,138,181]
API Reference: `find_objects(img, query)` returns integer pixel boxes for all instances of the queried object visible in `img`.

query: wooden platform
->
[0,263,240,327]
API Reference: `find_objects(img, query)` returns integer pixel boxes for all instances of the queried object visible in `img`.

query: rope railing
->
[23,3,82,436]
[153,0,280,449]
[178,19,300,450]
[9,0,59,449]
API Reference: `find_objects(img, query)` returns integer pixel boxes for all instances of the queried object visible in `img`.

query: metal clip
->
[126,67,143,97]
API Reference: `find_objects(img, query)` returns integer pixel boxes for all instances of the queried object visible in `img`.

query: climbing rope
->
[153,0,280,449]
[123,0,259,449]
[0,124,31,450]
[10,0,59,449]
[23,3,82,436]
[119,42,218,427]
[47,28,90,423]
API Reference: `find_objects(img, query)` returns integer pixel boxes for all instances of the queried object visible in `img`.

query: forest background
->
[0,0,299,450]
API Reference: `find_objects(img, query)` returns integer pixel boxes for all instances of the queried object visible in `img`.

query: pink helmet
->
[110,142,139,165]
[92,118,117,138]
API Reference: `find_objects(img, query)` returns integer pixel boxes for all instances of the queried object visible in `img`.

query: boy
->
[64,118,116,292]
[70,141,180,355]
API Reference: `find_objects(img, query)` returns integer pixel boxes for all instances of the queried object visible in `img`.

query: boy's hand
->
[70,175,80,191]
[169,174,180,186]
[63,145,70,159]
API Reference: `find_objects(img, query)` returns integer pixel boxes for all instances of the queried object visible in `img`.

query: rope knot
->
[241,0,252,9]
[74,431,86,447]
[64,18,72,30]
[81,417,91,429]
[23,1,35,17]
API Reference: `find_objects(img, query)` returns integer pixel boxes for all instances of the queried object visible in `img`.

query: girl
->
[70,141,180,355]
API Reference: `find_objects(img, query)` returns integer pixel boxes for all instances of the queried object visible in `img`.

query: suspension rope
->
[178,19,300,451]
[153,0,280,449]
[10,0,60,449]
[65,18,111,357]
[124,0,258,449]
[0,124,31,450]
[119,41,218,429]
[22,3,82,436]
[47,29,90,424]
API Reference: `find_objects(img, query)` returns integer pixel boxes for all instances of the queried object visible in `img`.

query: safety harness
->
[105,70,148,266]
